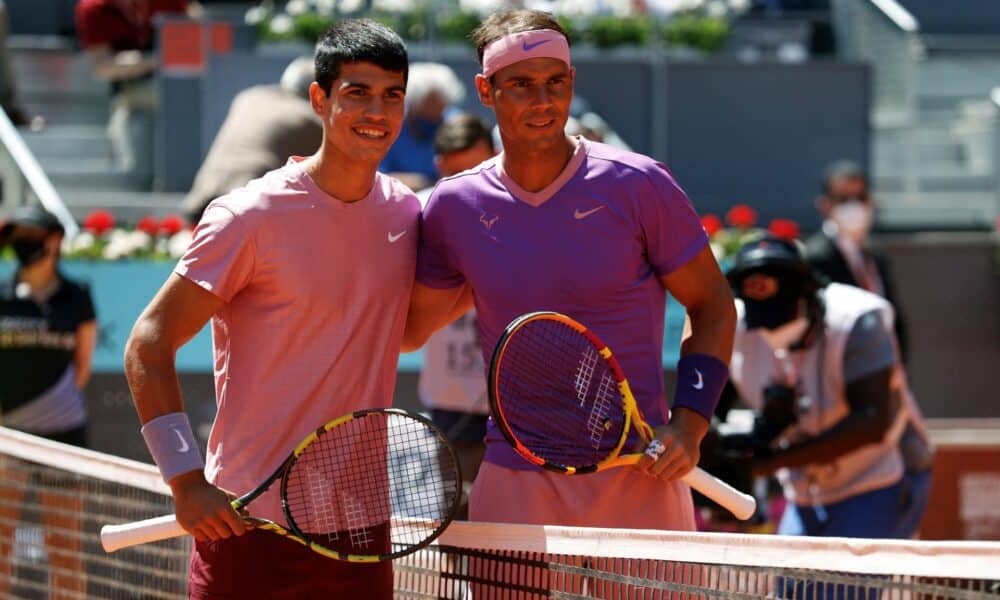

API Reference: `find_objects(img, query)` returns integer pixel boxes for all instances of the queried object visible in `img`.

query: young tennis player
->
[403,9,736,530]
[124,20,417,598]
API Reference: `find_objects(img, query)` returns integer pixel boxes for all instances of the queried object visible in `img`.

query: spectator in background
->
[380,62,465,191]
[416,113,496,518]
[805,161,907,356]
[805,160,932,538]
[0,0,40,128]
[182,56,322,223]
[0,206,97,596]
[74,0,195,187]
[727,236,917,548]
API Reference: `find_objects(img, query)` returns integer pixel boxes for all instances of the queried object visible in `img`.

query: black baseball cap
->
[0,205,65,246]
[727,236,814,330]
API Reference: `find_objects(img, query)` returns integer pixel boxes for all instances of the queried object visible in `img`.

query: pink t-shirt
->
[175,158,419,524]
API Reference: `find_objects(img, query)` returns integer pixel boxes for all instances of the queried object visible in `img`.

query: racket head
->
[279,408,462,561]
[489,311,636,474]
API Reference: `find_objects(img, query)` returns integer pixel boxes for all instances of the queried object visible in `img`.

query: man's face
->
[311,62,407,165]
[476,57,573,150]
[413,91,448,123]
[820,175,871,217]
[436,139,496,178]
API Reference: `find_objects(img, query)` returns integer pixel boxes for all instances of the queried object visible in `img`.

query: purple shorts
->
[189,527,393,599]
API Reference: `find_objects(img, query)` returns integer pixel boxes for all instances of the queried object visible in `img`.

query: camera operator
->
[721,235,920,539]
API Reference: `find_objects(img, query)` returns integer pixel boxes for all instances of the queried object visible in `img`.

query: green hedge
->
[258,11,730,53]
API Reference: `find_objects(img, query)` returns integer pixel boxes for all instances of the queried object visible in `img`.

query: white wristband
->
[140,412,205,483]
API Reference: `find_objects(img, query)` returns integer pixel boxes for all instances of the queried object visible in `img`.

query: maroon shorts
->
[189,528,393,599]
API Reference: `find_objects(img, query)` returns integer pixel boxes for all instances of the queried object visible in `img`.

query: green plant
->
[556,15,584,46]
[398,7,429,41]
[585,15,652,49]
[663,15,730,53]
[436,11,480,43]
[292,12,335,45]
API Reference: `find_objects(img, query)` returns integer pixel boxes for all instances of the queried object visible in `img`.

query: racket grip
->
[101,514,187,552]
[682,467,757,521]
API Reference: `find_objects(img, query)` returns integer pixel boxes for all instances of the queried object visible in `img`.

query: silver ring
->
[644,439,666,460]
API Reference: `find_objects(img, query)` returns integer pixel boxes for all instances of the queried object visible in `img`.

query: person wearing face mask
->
[805,160,907,358]
[804,160,932,540]
[379,62,466,192]
[0,206,96,596]
[725,235,920,543]
[0,206,97,444]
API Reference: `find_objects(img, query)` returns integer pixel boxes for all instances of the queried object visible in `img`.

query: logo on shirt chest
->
[480,211,499,231]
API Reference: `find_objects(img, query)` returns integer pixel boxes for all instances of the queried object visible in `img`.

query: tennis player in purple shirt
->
[404,9,736,530]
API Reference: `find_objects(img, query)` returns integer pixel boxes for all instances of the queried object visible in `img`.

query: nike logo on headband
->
[522,39,552,51]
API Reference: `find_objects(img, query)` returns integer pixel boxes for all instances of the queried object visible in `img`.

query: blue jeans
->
[776,478,908,599]
[894,468,932,538]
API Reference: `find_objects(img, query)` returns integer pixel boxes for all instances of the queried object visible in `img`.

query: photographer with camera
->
[718,235,921,540]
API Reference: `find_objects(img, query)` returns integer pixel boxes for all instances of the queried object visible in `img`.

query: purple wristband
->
[141,412,205,483]
[671,354,729,421]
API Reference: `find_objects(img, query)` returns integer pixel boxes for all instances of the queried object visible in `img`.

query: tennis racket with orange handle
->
[489,311,756,521]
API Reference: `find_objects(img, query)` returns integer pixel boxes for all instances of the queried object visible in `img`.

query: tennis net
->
[2,426,1000,599]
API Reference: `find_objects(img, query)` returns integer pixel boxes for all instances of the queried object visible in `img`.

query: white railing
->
[830,0,922,127]
[0,108,78,238]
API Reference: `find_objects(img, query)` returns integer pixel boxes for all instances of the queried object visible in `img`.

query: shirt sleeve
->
[415,190,465,289]
[843,309,896,383]
[74,1,112,49]
[174,204,255,302]
[638,164,709,277]
[78,283,97,323]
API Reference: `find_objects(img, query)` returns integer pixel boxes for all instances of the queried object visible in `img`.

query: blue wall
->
[1,260,689,373]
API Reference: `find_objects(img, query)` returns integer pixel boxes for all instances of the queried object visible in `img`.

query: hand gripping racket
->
[100,408,463,561]
[489,311,756,521]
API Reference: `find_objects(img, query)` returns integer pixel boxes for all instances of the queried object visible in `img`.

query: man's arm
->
[73,320,97,389]
[124,273,246,541]
[402,282,472,351]
[753,367,896,475]
[754,310,900,475]
[84,45,156,83]
[638,245,737,480]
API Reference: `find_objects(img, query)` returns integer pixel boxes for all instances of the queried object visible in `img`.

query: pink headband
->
[481,29,571,79]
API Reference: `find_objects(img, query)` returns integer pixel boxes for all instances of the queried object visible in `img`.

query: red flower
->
[135,215,160,235]
[768,218,800,241]
[725,204,758,229]
[159,215,186,236]
[83,210,115,235]
[701,214,723,237]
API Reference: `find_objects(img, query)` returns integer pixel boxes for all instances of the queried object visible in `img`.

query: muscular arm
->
[639,245,737,480]
[124,274,221,422]
[755,310,900,475]
[756,367,896,474]
[402,282,472,351]
[125,274,245,540]
[73,320,97,389]
[665,245,737,366]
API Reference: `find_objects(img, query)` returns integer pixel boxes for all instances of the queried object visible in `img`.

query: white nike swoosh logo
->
[388,231,406,243]
[693,369,704,390]
[171,428,190,453]
[574,206,605,220]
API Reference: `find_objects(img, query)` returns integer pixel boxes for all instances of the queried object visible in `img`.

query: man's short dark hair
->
[433,114,495,156]
[314,19,408,95]
[821,160,868,194]
[470,10,570,66]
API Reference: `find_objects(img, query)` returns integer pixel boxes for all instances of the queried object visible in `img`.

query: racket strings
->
[496,319,628,467]
[283,412,460,558]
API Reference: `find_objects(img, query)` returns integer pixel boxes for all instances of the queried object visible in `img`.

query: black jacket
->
[804,230,909,361]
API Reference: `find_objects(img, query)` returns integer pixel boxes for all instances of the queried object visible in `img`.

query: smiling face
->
[476,57,574,153]
[311,61,407,166]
